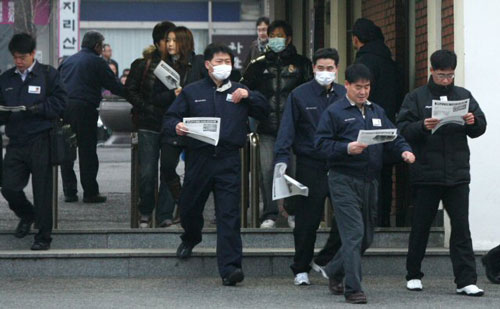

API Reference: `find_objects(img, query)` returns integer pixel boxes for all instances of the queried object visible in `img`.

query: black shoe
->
[482,255,500,284]
[15,219,34,238]
[345,291,367,304]
[64,195,78,203]
[222,268,244,286]
[83,194,107,203]
[31,240,50,251]
[176,242,194,259]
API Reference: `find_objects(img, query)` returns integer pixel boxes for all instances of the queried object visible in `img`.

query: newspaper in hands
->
[181,117,221,146]
[272,174,309,200]
[431,99,469,134]
[0,105,26,112]
[357,129,397,145]
[153,60,180,90]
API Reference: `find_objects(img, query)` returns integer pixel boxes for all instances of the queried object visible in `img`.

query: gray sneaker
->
[158,219,173,228]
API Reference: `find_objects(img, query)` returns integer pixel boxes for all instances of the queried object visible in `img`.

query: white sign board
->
[58,0,80,57]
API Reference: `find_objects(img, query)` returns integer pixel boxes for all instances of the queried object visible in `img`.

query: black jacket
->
[241,44,313,136]
[396,78,487,186]
[58,47,124,107]
[126,46,205,132]
[355,40,402,122]
[0,62,67,146]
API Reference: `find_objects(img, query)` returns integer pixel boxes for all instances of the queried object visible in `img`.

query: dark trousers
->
[314,217,343,267]
[291,160,341,275]
[179,150,242,278]
[406,184,477,288]
[1,133,53,242]
[61,101,99,198]
[137,130,175,221]
[160,142,183,189]
[324,172,377,296]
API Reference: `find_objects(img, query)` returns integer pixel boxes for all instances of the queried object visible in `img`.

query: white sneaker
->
[294,272,310,286]
[406,279,423,291]
[456,285,484,296]
[311,261,329,279]
[260,219,276,228]
[287,216,295,229]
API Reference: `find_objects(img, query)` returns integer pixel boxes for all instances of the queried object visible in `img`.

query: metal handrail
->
[240,132,260,228]
[130,132,139,228]
[249,133,260,227]
[240,141,249,228]
[52,166,59,229]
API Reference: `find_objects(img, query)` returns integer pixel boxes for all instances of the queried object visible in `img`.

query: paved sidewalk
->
[0,276,497,308]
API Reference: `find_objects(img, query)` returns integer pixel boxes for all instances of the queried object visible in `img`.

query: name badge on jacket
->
[28,85,41,94]
[372,118,382,127]
[226,94,233,102]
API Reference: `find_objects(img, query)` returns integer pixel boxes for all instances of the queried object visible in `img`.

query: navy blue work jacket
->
[58,48,124,106]
[274,79,346,168]
[0,62,67,146]
[164,77,269,153]
[315,96,411,180]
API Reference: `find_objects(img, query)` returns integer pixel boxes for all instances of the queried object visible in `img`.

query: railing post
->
[52,165,58,229]
[324,197,332,228]
[130,132,139,228]
[240,137,250,228]
[249,133,260,228]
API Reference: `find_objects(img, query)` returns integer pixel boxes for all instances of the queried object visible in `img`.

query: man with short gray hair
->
[58,30,124,204]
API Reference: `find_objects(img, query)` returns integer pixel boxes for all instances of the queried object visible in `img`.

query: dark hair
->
[430,49,457,70]
[152,21,175,45]
[8,33,36,54]
[204,43,234,63]
[256,16,270,27]
[351,18,384,43]
[102,43,111,49]
[345,63,372,83]
[313,48,339,66]
[267,20,292,37]
[81,31,104,49]
[168,26,194,68]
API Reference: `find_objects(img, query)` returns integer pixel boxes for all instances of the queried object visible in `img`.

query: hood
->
[356,40,392,60]
[142,45,159,59]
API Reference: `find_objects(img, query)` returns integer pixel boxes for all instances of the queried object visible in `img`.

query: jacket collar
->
[340,95,372,110]
[205,76,232,92]
[311,79,343,97]
[10,60,40,79]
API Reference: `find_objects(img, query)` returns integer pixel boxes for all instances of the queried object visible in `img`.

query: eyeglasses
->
[434,73,455,80]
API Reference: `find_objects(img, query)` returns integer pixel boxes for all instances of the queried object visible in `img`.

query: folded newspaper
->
[272,174,309,200]
[357,129,397,145]
[0,105,26,112]
[153,60,180,90]
[181,117,221,146]
[431,99,469,134]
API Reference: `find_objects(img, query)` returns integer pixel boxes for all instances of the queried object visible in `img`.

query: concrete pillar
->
[328,0,347,83]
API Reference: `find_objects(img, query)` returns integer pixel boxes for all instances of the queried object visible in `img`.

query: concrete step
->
[0,227,444,250]
[0,247,485,278]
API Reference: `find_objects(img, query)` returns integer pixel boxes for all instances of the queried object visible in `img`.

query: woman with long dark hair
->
[160,26,206,225]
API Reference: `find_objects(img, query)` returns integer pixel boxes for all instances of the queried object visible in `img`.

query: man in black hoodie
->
[352,18,402,227]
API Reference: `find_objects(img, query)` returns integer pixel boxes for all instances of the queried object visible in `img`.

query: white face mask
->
[212,64,232,81]
[315,71,336,86]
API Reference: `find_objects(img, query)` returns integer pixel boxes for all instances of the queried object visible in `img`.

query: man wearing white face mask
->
[274,48,345,286]
[242,20,312,229]
[164,43,269,286]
